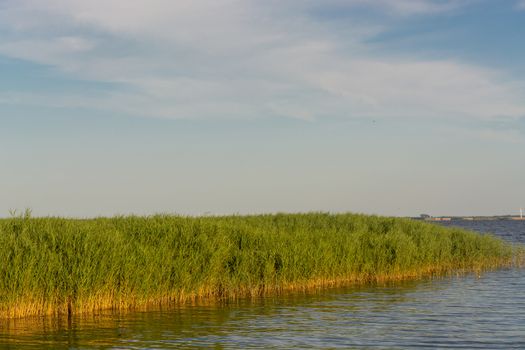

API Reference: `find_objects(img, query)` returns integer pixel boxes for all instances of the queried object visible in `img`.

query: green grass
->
[0,212,521,318]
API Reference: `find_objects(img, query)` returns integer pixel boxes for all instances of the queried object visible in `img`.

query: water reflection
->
[1,221,524,349]
[5,274,524,349]
[0,281,431,349]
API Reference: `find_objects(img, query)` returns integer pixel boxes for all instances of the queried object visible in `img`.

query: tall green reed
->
[0,213,518,318]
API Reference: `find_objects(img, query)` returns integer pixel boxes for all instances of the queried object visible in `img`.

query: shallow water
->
[1,220,524,349]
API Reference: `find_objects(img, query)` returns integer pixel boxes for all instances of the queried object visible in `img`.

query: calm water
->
[1,220,524,349]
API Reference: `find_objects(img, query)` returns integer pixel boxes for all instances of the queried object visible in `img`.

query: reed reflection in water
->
[2,270,524,349]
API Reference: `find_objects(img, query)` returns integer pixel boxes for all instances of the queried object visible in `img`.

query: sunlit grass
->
[0,212,521,318]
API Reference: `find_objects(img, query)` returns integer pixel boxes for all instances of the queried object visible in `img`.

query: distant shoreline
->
[412,215,525,222]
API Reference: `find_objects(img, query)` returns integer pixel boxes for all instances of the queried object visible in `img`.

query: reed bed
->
[0,212,520,318]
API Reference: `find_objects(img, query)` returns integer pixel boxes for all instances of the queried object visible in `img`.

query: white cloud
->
[0,0,524,121]
[517,0,525,10]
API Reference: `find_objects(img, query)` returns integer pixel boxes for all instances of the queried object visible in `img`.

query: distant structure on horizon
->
[415,210,525,221]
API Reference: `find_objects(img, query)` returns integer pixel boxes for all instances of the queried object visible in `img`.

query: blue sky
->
[1,0,524,217]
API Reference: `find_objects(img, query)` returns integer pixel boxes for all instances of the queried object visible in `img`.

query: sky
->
[1,0,524,217]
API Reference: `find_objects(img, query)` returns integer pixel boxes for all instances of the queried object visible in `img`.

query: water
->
[1,220,524,349]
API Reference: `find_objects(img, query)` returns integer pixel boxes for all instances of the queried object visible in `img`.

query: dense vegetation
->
[0,213,520,318]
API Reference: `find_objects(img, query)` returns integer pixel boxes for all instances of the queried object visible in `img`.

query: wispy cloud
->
[338,0,470,15]
[0,0,524,121]
[516,0,525,10]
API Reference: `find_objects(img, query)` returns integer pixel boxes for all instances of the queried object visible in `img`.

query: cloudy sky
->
[1,0,524,217]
